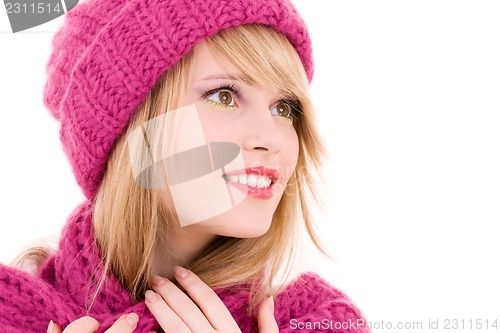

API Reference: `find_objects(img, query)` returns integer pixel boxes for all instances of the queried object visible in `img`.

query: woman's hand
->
[47,313,140,333]
[145,266,278,333]
[47,266,277,333]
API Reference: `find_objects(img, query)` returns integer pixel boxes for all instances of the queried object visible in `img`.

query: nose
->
[240,103,284,155]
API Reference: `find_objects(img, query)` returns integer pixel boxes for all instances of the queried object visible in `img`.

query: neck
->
[151,224,217,280]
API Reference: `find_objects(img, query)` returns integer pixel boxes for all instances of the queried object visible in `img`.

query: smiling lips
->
[222,166,280,199]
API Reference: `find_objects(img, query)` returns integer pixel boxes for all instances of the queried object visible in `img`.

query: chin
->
[208,214,274,238]
[233,224,271,238]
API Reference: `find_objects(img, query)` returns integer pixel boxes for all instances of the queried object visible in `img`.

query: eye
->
[206,89,235,108]
[271,100,296,122]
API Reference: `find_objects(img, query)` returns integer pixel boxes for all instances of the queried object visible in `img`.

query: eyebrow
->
[198,73,298,101]
[199,74,253,85]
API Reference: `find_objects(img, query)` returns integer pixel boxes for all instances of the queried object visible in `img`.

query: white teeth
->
[247,174,258,187]
[226,174,272,188]
[266,178,272,187]
[256,176,269,188]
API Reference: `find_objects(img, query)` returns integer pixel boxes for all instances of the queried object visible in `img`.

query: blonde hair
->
[15,24,328,314]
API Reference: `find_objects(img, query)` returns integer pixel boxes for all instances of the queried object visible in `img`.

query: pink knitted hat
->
[43,0,314,199]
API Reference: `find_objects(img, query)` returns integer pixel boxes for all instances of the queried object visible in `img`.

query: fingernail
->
[268,296,274,315]
[152,275,166,286]
[174,266,189,279]
[47,320,54,333]
[125,313,139,326]
[145,290,159,303]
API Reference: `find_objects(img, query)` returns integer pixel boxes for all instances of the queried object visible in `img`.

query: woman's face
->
[163,40,299,238]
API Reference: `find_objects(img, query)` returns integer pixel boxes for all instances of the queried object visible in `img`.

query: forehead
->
[189,41,242,81]
[186,35,304,102]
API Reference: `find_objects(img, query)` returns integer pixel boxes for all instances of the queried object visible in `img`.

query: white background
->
[1,1,499,332]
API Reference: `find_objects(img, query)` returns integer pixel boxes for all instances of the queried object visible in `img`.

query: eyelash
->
[201,84,300,121]
[202,83,240,109]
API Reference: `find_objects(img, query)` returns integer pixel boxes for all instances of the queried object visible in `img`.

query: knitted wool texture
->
[43,0,314,199]
[0,201,371,332]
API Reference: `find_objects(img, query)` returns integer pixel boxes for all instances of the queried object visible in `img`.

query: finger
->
[257,297,279,333]
[61,316,99,333]
[103,313,139,333]
[173,266,240,331]
[48,321,62,333]
[145,290,191,333]
[150,275,213,332]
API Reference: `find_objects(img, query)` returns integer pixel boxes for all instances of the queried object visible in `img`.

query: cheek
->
[284,129,300,174]
[196,110,238,142]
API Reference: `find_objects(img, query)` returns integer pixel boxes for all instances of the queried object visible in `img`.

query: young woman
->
[0,0,371,332]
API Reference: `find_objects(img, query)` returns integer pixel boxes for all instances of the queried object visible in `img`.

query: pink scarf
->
[0,200,371,332]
